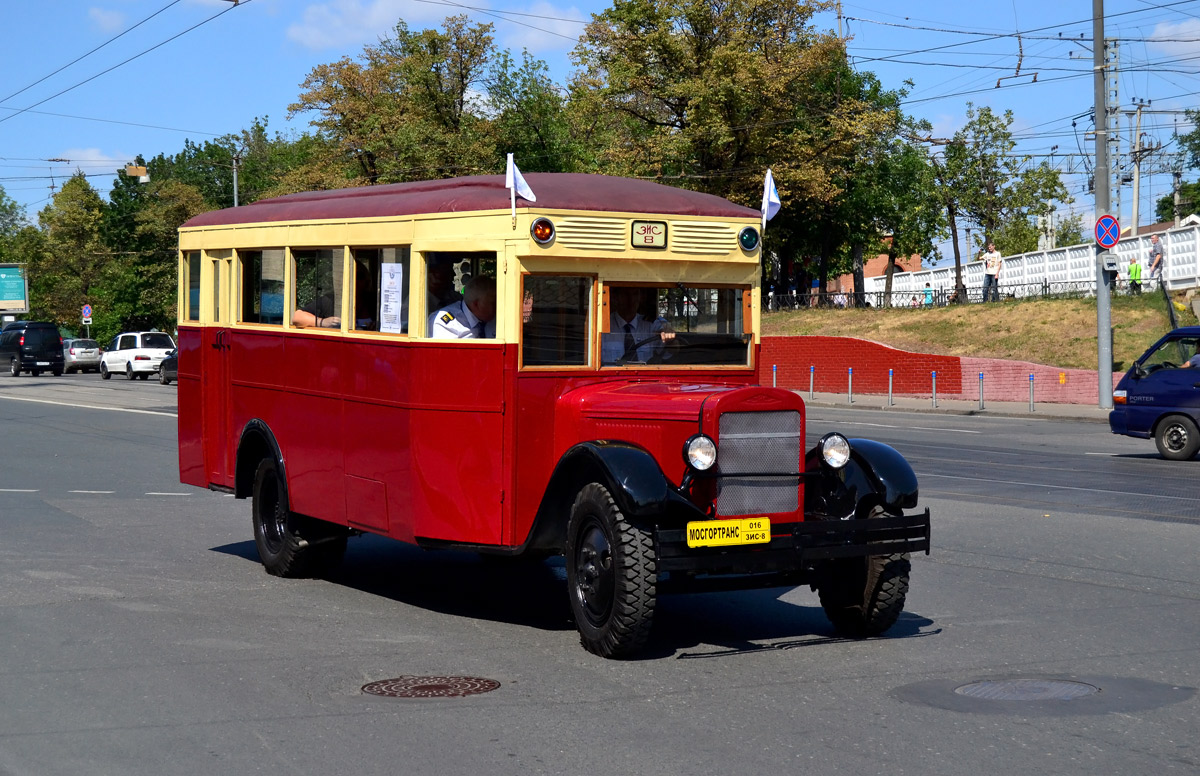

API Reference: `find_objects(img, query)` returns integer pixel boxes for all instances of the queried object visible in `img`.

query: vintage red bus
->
[176,173,930,657]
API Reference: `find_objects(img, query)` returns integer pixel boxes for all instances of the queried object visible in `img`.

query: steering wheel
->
[619,335,667,363]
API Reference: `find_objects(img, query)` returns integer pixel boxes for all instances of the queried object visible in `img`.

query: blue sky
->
[1,0,1197,249]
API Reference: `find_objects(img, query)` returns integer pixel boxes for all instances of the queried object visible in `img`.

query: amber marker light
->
[530,217,555,245]
[1113,389,1127,405]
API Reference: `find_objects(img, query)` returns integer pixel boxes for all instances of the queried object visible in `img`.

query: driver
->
[602,286,674,364]
[1180,343,1200,368]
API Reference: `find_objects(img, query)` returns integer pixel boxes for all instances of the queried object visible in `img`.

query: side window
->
[106,337,118,352]
[1144,338,1200,369]
[352,247,410,333]
[239,249,285,325]
[292,249,342,329]
[425,252,496,339]
[522,276,592,367]
[118,335,135,351]
[186,251,201,321]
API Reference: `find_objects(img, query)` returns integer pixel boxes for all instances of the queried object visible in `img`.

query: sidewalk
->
[798,390,1113,423]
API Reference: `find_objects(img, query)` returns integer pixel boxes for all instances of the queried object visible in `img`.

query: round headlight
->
[820,433,851,469]
[738,226,760,252]
[684,434,717,471]
[530,217,555,245]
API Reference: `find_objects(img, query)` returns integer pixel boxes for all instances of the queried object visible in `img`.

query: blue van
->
[1110,326,1200,459]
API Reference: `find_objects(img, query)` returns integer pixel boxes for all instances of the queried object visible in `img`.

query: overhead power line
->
[0,0,184,107]
[0,0,248,128]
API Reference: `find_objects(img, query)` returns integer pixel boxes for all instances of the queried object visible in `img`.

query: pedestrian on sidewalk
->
[979,242,1002,302]
[1127,254,1142,295]
[1148,234,1165,287]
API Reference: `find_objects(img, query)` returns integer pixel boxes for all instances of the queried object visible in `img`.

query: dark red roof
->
[182,173,759,228]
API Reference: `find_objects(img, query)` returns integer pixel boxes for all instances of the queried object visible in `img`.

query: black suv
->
[0,321,64,376]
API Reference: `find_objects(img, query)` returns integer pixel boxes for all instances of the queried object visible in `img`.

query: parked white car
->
[100,331,177,381]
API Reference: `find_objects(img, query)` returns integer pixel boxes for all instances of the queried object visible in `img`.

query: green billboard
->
[0,264,29,313]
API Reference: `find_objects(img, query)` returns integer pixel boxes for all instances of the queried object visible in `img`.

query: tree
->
[488,50,579,172]
[931,104,1071,299]
[31,174,108,328]
[288,16,501,185]
[570,0,906,293]
[0,185,30,265]
[1156,179,1200,223]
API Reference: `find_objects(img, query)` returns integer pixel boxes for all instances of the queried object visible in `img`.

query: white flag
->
[761,168,781,229]
[506,153,536,202]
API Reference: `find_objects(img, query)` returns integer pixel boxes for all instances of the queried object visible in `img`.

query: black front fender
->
[524,441,702,553]
[805,437,919,518]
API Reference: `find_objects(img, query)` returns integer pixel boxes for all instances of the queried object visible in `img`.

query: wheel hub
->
[574,523,614,623]
[1167,424,1188,451]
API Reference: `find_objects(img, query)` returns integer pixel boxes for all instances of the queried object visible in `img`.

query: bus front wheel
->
[565,482,656,658]
[251,458,346,577]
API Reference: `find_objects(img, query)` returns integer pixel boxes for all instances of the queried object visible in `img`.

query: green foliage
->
[1156,179,1200,223]
[931,104,1071,294]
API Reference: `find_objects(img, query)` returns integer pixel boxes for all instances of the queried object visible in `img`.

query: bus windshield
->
[521,278,750,368]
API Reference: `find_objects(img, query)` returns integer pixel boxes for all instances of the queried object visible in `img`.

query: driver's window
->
[1143,338,1200,370]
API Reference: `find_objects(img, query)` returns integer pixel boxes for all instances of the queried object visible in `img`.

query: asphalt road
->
[0,376,1197,776]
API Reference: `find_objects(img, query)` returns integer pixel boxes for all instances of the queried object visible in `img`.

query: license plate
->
[36,361,49,366]
[686,517,771,548]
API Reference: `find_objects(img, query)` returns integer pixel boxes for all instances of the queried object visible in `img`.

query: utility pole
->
[1094,0,1113,411]
[232,153,242,207]
[1131,104,1143,236]
[1175,171,1183,227]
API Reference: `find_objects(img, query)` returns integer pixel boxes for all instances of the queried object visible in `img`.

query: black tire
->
[251,458,347,578]
[31,370,40,377]
[1155,414,1200,460]
[138,372,149,380]
[818,549,911,638]
[159,369,171,385]
[125,363,136,380]
[565,482,656,658]
[100,362,111,380]
[9,359,19,377]
[52,368,62,377]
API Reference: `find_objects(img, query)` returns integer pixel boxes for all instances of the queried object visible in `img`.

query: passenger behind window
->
[292,293,340,328]
[427,258,462,314]
[429,276,496,339]
[602,286,674,363]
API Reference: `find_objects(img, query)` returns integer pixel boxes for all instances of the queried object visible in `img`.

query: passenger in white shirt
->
[429,276,496,339]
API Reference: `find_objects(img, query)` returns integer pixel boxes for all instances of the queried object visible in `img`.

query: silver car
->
[63,338,102,373]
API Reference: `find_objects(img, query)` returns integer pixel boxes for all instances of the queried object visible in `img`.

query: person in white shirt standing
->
[979,241,1003,302]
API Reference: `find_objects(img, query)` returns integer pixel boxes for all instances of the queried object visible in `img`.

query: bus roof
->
[181,173,760,228]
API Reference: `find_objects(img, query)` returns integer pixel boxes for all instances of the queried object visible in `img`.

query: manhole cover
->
[954,679,1099,701]
[362,675,501,698]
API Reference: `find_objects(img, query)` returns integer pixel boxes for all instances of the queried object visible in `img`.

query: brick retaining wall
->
[761,336,1121,404]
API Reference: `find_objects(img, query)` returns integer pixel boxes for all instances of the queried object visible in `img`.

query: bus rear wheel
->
[251,458,347,578]
[565,482,656,658]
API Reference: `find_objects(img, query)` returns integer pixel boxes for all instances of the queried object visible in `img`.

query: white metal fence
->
[864,224,1200,300]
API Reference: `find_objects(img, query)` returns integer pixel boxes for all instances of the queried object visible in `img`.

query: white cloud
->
[56,148,129,174]
[287,0,440,50]
[88,7,125,33]
[1148,19,1200,60]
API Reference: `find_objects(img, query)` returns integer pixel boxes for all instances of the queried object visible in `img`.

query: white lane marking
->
[0,394,175,417]
[0,488,38,492]
[68,490,116,494]
[145,492,191,496]
[1084,452,1119,456]
[824,420,981,434]
[922,472,1200,501]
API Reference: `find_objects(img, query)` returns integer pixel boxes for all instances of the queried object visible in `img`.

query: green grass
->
[761,292,1198,371]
